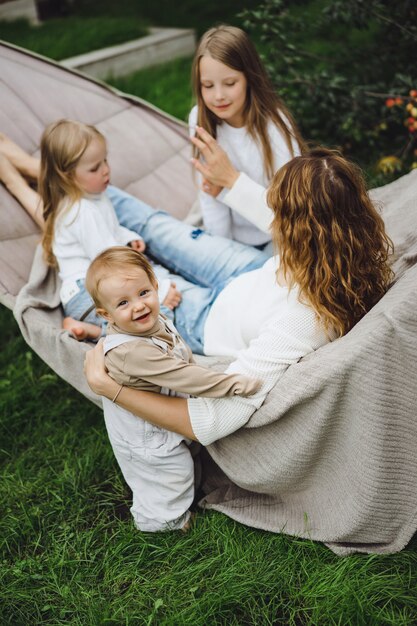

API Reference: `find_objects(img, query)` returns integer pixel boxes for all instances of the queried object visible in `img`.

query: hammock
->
[2,41,417,555]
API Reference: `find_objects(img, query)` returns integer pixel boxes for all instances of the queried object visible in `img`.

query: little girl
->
[0,121,181,340]
[188,25,306,250]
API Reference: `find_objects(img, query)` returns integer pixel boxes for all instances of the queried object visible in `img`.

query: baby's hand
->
[129,239,146,253]
[202,178,223,198]
[162,282,182,310]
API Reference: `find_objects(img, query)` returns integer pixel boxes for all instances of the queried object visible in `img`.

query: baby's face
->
[97,269,159,334]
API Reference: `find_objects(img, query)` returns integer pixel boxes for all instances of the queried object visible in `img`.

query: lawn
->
[1,300,417,624]
[1,3,417,624]
[0,17,148,60]
[0,0,258,60]
[109,57,194,124]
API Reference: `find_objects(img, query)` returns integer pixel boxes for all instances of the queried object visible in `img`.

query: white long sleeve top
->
[53,193,171,305]
[188,105,300,244]
[188,257,330,445]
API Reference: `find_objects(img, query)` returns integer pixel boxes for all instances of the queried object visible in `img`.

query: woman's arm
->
[110,341,260,397]
[84,341,197,440]
[85,341,259,444]
[116,386,196,440]
[85,302,327,445]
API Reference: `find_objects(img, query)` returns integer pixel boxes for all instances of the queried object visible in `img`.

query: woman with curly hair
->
[85,147,394,445]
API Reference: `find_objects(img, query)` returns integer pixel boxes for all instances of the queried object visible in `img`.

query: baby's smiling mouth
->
[135,312,150,322]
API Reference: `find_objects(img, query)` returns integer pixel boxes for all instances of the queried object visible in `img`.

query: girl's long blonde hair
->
[39,119,105,266]
[268,148,394,337]
[191,25,306,179]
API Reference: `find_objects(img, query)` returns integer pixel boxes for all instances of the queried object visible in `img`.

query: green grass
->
[0,17,148,60]
[109,56,194,123]
[2,4,417,623]
[72,0,258,37]
[1,299,417,624]
[1,304,417,624]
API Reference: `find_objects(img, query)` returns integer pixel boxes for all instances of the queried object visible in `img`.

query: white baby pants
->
[102,397,194,532]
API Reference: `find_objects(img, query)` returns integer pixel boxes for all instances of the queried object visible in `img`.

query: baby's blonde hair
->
[85,246,157,309]
[39,119,106,267]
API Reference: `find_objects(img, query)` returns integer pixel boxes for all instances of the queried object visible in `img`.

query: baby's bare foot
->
[0,132,40,180]
[181,512,195,533]
[63,317,101,341]
[0,153,44,228]
[0,154,34,199]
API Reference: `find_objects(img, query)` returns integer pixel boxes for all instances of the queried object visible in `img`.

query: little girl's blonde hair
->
[191,25,306,179]
[39,119,105,266]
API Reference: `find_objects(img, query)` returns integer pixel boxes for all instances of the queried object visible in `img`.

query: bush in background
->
[240,0,417,183]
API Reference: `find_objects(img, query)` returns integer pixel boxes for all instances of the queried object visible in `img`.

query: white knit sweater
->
[189,257,330,444]
[189,106,300,245]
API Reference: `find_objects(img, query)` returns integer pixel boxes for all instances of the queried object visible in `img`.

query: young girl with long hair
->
[85,148,394,445]
[189,25,306,249]
[41,119,150,340]
[0,120,181,340]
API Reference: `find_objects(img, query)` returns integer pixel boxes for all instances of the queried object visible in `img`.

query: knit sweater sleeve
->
[188,302,326,445]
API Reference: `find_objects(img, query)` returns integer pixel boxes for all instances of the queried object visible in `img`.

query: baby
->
[85,246,259,532]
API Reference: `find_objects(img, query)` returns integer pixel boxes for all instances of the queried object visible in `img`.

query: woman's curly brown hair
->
[268,148,394,337]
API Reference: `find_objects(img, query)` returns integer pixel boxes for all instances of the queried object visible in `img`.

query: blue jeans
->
[108,186,269,354]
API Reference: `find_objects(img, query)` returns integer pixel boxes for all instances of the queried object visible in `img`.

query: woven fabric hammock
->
[2,41,417,555]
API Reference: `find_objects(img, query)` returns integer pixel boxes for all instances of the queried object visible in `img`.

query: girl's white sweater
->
[189,105,300,245]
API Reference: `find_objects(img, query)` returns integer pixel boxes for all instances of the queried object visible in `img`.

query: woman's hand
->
[84,340,196,440]
[84,339,118,398]
[190,126,239,190]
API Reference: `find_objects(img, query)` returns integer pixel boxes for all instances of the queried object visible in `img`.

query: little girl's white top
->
[188,256,331,445]
[53,193,170,305]
[189,105,300,245]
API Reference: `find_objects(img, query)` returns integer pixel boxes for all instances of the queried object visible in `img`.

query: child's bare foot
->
[0,152,19,186]
[63,317,101,341]
[0,132,40,180]
[181,512,195,533]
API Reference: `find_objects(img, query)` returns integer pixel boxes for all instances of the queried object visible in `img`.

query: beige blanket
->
[14,169,417,555]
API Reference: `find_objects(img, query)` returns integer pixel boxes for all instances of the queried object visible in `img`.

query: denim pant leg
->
[63,279,107,335]
[166,273,217,355]
[108,186,270,290]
